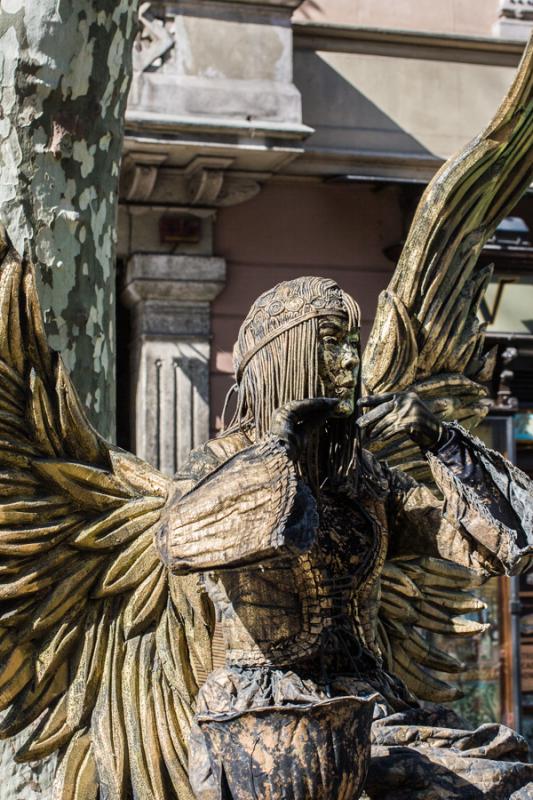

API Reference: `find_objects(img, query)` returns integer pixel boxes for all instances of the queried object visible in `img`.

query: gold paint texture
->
[0,32,530,800]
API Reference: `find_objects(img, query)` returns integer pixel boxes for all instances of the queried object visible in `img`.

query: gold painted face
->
[318,315,360,417]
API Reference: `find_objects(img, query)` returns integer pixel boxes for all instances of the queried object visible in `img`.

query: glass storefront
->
[518,410,533,749]
[430,413,533,748]
[446,578,503,729]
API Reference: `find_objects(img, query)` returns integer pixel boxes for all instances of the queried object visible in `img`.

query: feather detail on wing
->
[0,234,214,799]
[377,557,488,703]
[362,35,533,480]
[365,35,533,703]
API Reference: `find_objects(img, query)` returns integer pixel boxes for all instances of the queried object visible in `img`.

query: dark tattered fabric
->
[190,666,376,800]
[366,705,533,799]
[158,423,533,799]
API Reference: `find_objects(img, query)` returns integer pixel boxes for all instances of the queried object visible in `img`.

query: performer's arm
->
[157,437,317,574]
[387,423,533,576]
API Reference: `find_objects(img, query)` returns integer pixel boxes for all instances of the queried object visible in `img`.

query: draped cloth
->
[160,424,533,799]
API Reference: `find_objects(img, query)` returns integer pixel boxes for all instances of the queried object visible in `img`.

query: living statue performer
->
[0,33,531,800]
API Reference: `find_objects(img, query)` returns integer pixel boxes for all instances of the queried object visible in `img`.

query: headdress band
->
[236,309,347,383]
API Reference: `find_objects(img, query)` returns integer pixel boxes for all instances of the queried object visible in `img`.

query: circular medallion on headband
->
[233,277,360,383]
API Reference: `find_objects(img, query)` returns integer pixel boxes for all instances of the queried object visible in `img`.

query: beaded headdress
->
[233,277,360,385]
[226,277,361,487]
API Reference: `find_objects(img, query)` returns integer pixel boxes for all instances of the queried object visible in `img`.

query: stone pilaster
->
[122,254,226,474]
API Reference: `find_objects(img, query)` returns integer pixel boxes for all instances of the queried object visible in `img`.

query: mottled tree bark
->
[0,2,138,796]
[0,0,139,441]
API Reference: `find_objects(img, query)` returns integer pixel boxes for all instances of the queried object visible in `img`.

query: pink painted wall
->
[210,180,401,432]
[294,0,500,38]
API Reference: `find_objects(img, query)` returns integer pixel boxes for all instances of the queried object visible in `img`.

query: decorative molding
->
[133,2,174,73]
[120,151,167,202]
[499,0,533,21]
[128,301,213,341]
[185,157,234,206]
[123,253,226,308]
[184,156,262,207]
[494,0,533,39]
[125,111,314,140]
[294,22,526,66]
[217,174,263,206]
[120,154,265,209]
[122,254,226,473]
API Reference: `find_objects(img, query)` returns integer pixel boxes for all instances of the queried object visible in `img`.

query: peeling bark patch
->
[49,120,69,157]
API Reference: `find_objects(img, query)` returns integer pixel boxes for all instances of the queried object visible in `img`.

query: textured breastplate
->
[205,487,388,668]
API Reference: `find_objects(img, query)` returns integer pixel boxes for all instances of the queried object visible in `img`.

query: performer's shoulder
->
[205,429,252,462]
[175,429,252,484]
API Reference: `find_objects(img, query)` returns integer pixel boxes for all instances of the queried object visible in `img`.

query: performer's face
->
[318,314,360,417]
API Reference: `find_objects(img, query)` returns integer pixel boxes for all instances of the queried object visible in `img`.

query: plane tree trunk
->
[0,0,139,442]
[0,2,138,796]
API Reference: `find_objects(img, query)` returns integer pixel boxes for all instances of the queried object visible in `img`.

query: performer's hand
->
[357,391,444,451]
[270,398,339,460]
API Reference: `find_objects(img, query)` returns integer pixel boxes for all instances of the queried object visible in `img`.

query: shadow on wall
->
[294,49,435,160]
[293,0,500,37]
[295,0,323,20]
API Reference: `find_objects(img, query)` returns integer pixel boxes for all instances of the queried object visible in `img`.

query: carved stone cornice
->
[123,257,225,338]
[184,157,263,207]
[126,0,311,160]
[293,22,526,64]
[120,153,264,208]
[120,151,168,202]
[185,157,233,206]
[133,2,174,72]
[210,0,305,7]
[123,253,226,311]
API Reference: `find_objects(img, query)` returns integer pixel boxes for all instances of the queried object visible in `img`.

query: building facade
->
[116,0,533,744]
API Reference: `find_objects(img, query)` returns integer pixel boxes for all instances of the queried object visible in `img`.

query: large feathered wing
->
[362,33,533,479]
[362,36,533,702]
[0,234,214,799]
[376,557,488,703]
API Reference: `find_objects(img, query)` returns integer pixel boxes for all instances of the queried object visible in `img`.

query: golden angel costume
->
[159,277,533,800]
[0,30,531,800]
